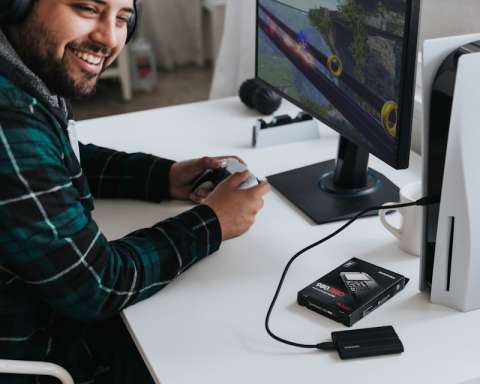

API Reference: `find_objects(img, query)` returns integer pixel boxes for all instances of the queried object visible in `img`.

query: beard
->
[11,15,110,99]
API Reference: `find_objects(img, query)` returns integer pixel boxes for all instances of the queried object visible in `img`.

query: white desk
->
[77,98,480,384]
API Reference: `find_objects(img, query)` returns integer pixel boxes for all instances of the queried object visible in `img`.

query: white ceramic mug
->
[379,181,422,256]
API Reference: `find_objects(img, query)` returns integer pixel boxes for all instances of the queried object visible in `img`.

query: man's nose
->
[90,17,118,49]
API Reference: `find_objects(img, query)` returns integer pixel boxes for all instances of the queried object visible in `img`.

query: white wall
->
[420,0,480,41]
[412,0,480,154]
[138,0,204,69]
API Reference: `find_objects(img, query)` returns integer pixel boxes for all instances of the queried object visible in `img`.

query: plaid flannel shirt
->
[0,73,222,382]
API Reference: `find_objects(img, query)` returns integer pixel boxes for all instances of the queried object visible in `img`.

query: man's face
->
[9,0,134,98]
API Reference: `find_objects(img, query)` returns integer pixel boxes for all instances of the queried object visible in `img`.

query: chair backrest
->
[0,359,74,384]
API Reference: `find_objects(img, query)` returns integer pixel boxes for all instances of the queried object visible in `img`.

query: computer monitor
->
[256,0,420,224]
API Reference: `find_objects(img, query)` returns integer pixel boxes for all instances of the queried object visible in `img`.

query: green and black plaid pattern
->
[0,74,221,383]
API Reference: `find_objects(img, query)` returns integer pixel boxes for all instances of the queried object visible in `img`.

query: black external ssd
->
[332,326,404,359]
[297,258,409,327]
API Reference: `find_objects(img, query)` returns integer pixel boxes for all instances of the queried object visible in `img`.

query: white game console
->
[420,34,480,311]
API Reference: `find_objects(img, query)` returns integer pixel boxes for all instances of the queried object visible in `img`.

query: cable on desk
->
[265,196,439,350]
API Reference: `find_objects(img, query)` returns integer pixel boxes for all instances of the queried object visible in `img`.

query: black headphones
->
[0,0,137,43]
[239,78,282,115]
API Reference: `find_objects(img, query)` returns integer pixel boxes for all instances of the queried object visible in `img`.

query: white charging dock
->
[252,112,320,148]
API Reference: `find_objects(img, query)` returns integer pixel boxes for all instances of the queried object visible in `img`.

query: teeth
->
[71,48,102,65]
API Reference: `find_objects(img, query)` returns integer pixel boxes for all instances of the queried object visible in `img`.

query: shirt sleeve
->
[79,142,176,202]
[0,110,222,322]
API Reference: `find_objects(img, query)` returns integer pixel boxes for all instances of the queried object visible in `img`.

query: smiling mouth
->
[68,46,106,67]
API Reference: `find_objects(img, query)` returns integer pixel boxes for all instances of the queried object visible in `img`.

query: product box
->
[297,258,409,327]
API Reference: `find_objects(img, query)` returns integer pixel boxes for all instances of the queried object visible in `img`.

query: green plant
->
[338,0,368,81]
[308,8,332,39]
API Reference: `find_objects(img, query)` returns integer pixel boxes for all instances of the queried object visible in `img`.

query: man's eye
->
[117,16,130,24]
[74,5,98,14]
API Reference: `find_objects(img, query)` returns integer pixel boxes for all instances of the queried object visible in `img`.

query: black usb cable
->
[265,196,439,357]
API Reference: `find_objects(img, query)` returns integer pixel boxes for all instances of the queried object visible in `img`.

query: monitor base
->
[268,160,400,225]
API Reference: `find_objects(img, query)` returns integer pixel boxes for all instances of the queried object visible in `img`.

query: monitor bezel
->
[255,0,420,170]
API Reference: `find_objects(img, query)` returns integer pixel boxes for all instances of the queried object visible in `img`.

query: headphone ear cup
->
[125,0,137,43]
[252,87,282,115]
[126,16,135,43]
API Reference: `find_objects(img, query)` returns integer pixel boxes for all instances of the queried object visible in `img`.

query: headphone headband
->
[0,0,32,24]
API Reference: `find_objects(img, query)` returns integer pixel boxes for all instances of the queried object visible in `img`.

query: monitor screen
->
[256,0,419,168]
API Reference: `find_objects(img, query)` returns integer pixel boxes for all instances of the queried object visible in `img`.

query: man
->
[0,0,270,383]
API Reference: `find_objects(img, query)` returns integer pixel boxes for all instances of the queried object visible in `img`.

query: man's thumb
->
[224,171,250,189]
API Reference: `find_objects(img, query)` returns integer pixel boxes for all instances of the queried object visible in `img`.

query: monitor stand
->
[267,136,400,224]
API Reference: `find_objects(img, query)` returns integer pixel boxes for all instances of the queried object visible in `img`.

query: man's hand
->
[204,172,271,241]
[169,156,244,202]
